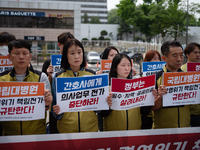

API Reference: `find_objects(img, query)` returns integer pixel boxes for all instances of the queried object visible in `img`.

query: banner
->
[0,127,199,150]
[163,72,200,107]
[0,56,13,73]
[51,55,62,74]
[142,61,166,77]
[110,75,155,110]
[56,74,109,112]
[101,59,134,74]
[187,62,200,71]
[0,82,45,121]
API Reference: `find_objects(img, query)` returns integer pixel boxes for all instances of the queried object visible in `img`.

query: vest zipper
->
[178,108,180,127]
[126,110,128,130]
[78,112,80,132]
[20,121,22,135]
[75,72,81,132]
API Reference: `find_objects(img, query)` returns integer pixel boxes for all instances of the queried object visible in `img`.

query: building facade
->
[0,0,81,53]
[36,0,108,24]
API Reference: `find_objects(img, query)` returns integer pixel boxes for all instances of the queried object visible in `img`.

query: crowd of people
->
[0,31,199,136]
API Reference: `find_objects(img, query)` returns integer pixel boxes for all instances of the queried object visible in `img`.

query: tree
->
[133,3,155,42]
[117,0,137,40]
[183,14,197,26]
[118,19,132,40]
[107,9,120,24]
[82,12,89,23]
[116,0,137,24]
[100,30,108,37]
[197,18,200,26]
[90,16,101,24]
[117,0,200,42]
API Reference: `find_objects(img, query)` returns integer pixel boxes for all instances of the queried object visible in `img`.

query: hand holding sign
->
[106,92,112,107]
[53,105,60,115]
[152,89,158,99]
[158,85,168,98]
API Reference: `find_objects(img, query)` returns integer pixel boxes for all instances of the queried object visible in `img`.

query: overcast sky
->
[107,0,200,18]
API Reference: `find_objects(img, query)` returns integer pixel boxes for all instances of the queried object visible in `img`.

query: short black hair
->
[57,32,75,45]
[0,32,16,46]
[61,39,86,69]
[8,39,31,54]
[102,46,119,59]
[161,41,183,56]
[184,42,200,57]
[109,53,133,81]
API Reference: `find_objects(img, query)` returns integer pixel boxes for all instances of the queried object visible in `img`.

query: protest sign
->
[163,72,200,107]
[111,75,155,110]
[187,62,200,71]
[56,74,109,112]
[0,82,45,121]
[0,56,13,73]
[142,61,166,77]
[51,55,62,74]
[101,59,112,73]
[1,127,199,150]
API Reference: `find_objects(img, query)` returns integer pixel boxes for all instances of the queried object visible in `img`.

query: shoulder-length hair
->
[144,50,162,62]
[61,39,86,69]
[109,53,133,80]
[102,46,119,59]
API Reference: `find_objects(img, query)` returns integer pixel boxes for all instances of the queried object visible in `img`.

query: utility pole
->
[186,0,189,45]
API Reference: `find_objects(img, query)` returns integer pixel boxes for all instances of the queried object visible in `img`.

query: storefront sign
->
[24,36,45,41]
[0,10,45,17]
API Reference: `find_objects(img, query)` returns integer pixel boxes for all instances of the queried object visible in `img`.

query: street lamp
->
[163,24,179,40]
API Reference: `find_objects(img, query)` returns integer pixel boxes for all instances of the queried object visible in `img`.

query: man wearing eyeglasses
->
[181,42,200,127]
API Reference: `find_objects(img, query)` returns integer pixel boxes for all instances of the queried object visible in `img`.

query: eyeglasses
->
[192,51,200,54]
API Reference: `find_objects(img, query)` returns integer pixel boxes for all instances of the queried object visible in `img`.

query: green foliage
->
[133,3,154,42]
[82,12,89,23]
[100,30,108,37]
[143,0,152,4]
[91,37,97,40]
[183,14,197,26]
[134,36,146,42]
[197,18,200,26]
[108,9,120,24]
[118,19,132,40]
[90,16,101,24]
[82,38,88,40]
[116,0,200,41]
[98,36,105,40]
[117,0,137,25]
[104,38,110,40]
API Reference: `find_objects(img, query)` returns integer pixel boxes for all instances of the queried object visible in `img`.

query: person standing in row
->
[42,32,74,134]
[0,39,52,135]
[152,41,190,129]
[181,42,200,127]
[52,39,112,133]
[101,53,157,131]
[140,50,162,129]
[0,32,16,56]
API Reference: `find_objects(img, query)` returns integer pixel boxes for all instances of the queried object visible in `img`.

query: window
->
[0,16,74,29]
